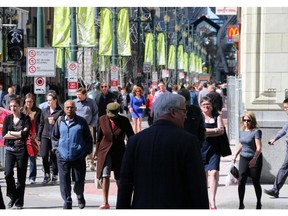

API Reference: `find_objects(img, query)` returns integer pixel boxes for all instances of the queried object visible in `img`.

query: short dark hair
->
[284,98,288,104]
[178,88,190,102]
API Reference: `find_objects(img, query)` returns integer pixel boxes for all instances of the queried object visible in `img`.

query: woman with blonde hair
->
[232,111,263,209]
[129,85,146,133]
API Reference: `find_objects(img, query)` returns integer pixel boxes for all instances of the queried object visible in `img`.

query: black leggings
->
[238,154,263,206]
[40,137,58,176]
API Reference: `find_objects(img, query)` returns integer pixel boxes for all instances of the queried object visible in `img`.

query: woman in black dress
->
[200,96,225,209]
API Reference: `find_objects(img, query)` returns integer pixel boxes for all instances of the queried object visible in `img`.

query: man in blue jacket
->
[52,100,93,209]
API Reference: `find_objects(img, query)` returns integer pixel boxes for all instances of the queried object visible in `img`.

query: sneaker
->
[51,175,58,183]
[42,173,51,184]
[99,203,110,209]
[29,179,36,184]
[264,188,279,198]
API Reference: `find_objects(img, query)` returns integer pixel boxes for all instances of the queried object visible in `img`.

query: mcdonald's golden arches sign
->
[227,25,239,43]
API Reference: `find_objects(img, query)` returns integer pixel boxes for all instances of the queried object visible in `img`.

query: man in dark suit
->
[116,93,209,209]
[178,88,206,149]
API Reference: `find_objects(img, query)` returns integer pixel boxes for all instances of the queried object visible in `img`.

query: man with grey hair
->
[116,93,209,209]
[52,100,93,209]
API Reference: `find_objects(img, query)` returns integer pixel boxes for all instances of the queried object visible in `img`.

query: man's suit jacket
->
[116,119,209,209]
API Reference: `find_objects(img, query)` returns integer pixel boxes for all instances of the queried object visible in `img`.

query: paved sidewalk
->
[1,118,288,210]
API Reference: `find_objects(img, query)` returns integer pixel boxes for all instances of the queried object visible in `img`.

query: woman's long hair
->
[21,93,37,115]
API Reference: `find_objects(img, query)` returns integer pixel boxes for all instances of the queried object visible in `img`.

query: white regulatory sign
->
[27,48,56,77]
[34,77,46,94]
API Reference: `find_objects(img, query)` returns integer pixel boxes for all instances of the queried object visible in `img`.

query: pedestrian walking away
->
[178,88,206,149]
[96,102,134,209]
[232,111,263,209]
[264,98,288,198]
[51,100,93,209]
[116,93,209,209]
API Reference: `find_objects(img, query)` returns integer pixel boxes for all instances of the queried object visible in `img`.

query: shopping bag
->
[225,162,238,186]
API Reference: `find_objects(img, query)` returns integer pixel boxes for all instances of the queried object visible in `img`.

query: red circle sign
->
[69,63,77,71]
[35,77,44,86]
[29,66,36,73]
[28,50,36,57]
[29,58,36,65]
[111,66,118,73]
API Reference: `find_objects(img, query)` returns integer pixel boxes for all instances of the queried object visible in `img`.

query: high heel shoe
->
[239,204,245,209]
[209,203,217,210]
[256,203,262,209]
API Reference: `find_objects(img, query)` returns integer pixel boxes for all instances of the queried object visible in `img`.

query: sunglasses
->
[101,86,107,88]
[243,119,251,122]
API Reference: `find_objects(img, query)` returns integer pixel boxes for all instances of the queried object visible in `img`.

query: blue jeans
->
[29,156,37,181]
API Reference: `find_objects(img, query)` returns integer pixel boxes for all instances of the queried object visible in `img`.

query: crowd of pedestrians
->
[0,80,287,210]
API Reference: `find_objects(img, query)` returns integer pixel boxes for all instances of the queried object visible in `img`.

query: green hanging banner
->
[55,48,71,70]
[144,33,154,65]
[177,45,184,70]
[52,7,71,47]
[77,7,97,47]
[168,45,175,70]
[117,8,131,56]
[99,8,113,56]
[189,52,195,73]
[157,33,166,66]
[184,52,188,73]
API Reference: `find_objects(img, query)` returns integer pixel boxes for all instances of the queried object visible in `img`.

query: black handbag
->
[230,165,239,179]
[219,128,232,157]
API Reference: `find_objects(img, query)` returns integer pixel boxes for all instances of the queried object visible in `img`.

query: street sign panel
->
[68,61,78,85]
[162,69,170,78]
[152,71,158,89]
[143,62,151,73]
[111,66,119,92]
[68,81,78,96]
[26,48,56,77]
[34,77,46,94]
[68,61,78,77]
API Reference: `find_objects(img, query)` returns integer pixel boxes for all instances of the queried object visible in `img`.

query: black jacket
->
[116,120,209,209]
[95,92,117,117]
[37,105,64,141]
[2,113,31,151]
[184,104,206,148]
